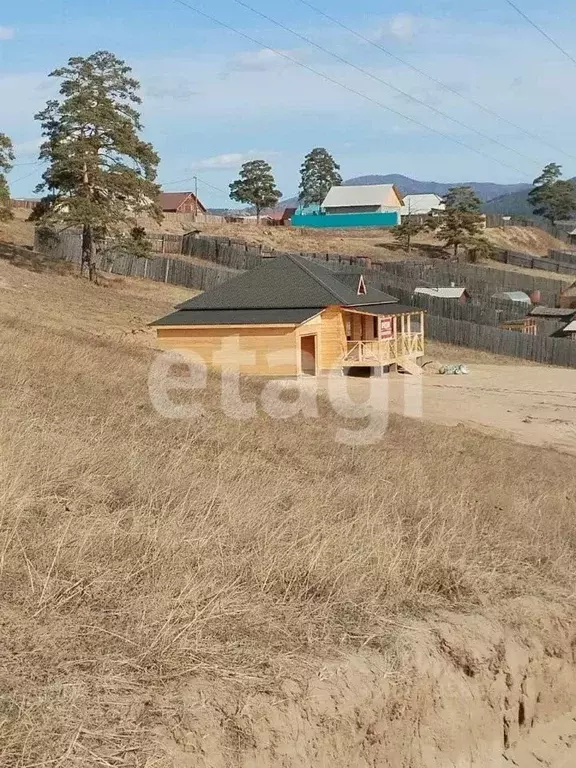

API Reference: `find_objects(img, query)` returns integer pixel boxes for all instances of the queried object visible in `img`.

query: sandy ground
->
[321,364,576,456]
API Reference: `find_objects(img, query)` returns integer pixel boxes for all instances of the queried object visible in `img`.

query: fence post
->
[164,258,170,283]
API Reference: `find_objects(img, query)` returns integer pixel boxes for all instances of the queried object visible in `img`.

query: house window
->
[345,315,352,340]
[411,314,422,334]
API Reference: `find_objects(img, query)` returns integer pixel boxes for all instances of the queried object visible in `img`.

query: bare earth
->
[325,364,576,457]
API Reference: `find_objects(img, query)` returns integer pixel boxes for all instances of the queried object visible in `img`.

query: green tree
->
[32,51,161,281]
[0,133,15,222]
[391,215,423,254]
[229,160,281,222]
[298,147,342,207]
[437,186,486,258]
[528,163,576,224]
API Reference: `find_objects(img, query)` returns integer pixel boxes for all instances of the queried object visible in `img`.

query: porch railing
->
[343,334,424,364]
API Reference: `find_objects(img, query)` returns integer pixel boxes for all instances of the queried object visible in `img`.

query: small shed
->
[159,192,207,215]
[528,306,576,337]
[414,286,470,304]
[492,291,532,305]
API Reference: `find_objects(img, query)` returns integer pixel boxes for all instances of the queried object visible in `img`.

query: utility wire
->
[231,0,541,170]
[170,0,532,178]
[295,0,576,163]
[504,0,576,68]
[161,173,229,196]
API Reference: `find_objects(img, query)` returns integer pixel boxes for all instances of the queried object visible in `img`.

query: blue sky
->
[1,0,575,206]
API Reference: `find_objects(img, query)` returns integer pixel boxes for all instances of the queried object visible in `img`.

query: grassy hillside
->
[1,255,576,764]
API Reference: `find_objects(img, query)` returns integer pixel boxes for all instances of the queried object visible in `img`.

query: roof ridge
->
[285,254,351,304]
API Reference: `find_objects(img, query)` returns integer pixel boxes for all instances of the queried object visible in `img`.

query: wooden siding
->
[156,326,299,376]
[317,308,347,370]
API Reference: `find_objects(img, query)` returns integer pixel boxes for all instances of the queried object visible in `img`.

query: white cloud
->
[193,151,280,170]
[378,14,439,42]
[0,26,15,40]
[226,48,297,73]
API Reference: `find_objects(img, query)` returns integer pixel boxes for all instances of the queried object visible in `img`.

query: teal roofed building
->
[292,184,404,229]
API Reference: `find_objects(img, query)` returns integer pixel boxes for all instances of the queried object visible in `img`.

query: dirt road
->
[323,364,576,455]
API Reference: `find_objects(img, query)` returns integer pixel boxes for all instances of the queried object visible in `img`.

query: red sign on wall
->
[379,316,394,339]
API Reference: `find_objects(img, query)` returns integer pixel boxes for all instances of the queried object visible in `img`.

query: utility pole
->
[194,175,198,220]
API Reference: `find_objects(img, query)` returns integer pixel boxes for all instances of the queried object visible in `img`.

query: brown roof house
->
[159,192,206,214]
[151,254,426,376]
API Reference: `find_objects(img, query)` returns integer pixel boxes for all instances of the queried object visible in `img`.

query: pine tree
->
[229,160,281,222]
[391,216,423,254]
[528,163,576,224]
[32,51,161,280]
[0,133,15,222]
[436,186,485,258]
[298,147,342,207]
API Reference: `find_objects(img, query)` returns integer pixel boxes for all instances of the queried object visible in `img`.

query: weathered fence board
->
[426,315,576,367]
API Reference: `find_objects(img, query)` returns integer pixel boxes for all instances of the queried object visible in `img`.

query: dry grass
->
[424,340,537,365]
[3,207,569,261]
[1,257,576,764]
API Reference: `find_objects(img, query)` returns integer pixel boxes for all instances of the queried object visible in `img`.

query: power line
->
[9,168,41,185]
[161,173,229,196]
[295,0,576,163]
[504,0,576,68]
[170,0,533,178]
[231,0,541,171]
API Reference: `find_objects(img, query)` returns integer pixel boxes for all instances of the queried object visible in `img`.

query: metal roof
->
[562,320,576,333]
[414,286,467,299]
[321,184,402,209]
[402,194,445,215]
[492,291,532,304]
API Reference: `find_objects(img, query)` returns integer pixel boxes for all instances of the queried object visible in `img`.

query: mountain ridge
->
[281,174,530,208]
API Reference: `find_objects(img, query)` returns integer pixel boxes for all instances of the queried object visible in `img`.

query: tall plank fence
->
[34,230,238,292]
[427,315,576,367]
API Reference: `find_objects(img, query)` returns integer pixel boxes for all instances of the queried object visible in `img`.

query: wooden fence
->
[490,248,576,276]
[426,315,576,367]
[549,248,576,266]
[34,230,237,292]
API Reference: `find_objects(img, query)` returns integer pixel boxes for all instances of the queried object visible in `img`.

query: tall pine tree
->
[528,163,576,224]
[298,147,342,207]
[32,51,161,280]
[0,133,15,222]
[229,160,281,222]
[436,186,485,258]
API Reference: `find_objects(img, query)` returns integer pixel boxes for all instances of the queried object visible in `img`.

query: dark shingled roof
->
[528,306,576,318]
[152,308,322,326]
[151,253,403,327]
[175,254,398,311]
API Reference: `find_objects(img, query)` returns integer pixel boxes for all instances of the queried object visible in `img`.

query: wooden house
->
[151,254,425,376]
[159,192,207,215]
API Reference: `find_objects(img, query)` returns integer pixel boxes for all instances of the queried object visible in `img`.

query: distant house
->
[402,193,445,216]
[263,207,296,226]
[492,291,532,305]
[414,286,470,304]
[151,254,425,376]
[528,306,576,337]
[292,184,403,229]
[159,192,206,215]
[499,317,537,335]
[569,227,576,246]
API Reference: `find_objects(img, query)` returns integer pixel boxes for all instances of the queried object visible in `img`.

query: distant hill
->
[280,174,530,208]
[482,177,576,218]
